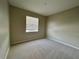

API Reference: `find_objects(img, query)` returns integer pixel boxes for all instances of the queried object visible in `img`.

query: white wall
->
[0,0,9,59]
[47,6,79,48]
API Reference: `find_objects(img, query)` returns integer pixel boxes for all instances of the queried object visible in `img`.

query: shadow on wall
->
[10,5,46,45]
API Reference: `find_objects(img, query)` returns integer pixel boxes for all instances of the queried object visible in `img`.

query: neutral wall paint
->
[10,5,46,45]
[47,6,79,48]
[0,0,9,59]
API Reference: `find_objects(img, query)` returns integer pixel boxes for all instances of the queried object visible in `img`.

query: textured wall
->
[10,5,46,45]
[0,0,9,59]
[47,6,79,48]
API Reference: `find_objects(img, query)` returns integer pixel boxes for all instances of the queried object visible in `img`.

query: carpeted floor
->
[7,39,79,59]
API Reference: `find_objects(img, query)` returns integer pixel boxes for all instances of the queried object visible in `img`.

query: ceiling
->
[9,0,79,16]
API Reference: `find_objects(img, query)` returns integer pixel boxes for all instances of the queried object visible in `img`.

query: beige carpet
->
[7,39,79,59]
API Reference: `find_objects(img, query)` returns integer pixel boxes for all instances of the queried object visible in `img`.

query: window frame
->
[26,16,39,32]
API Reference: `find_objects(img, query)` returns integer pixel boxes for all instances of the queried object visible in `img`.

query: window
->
[26,16,39,32]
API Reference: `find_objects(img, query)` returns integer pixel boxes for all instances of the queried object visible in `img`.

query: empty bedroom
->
[0,0,79,59]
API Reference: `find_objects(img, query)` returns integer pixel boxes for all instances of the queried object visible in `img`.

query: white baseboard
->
[4,48,9,59]
[49,38,79,50]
